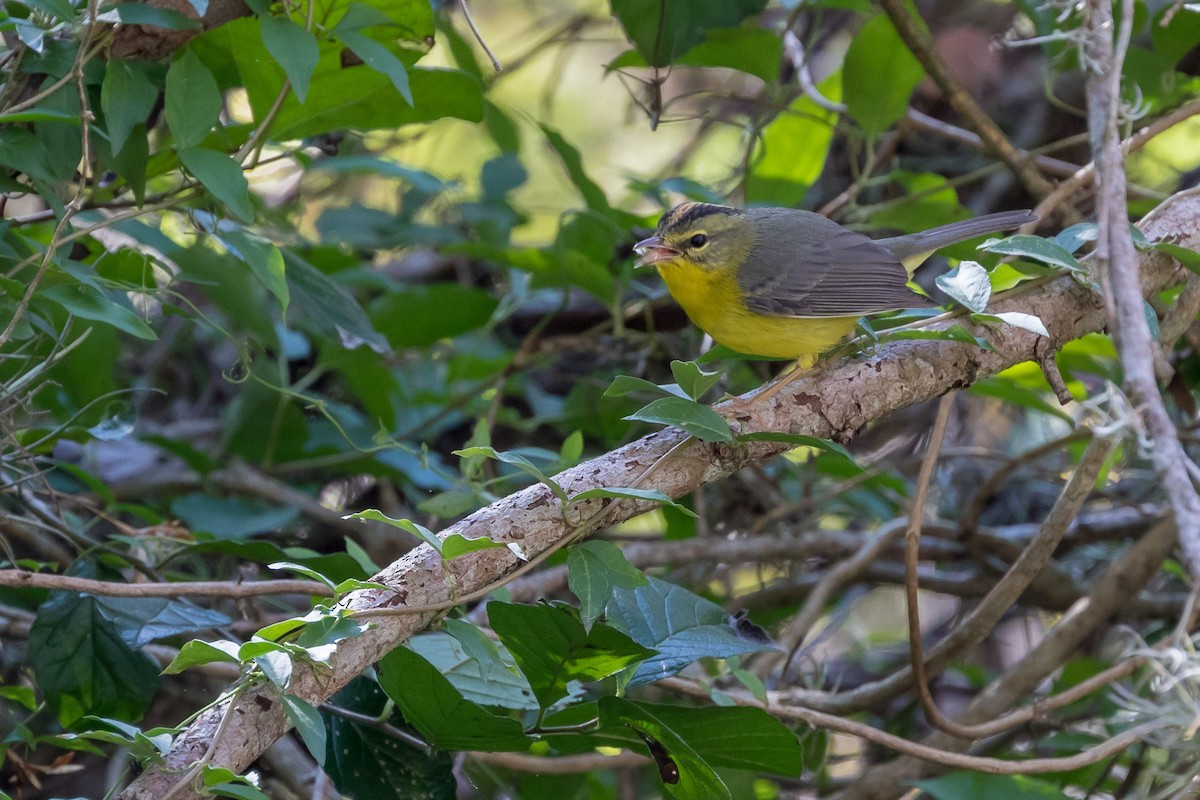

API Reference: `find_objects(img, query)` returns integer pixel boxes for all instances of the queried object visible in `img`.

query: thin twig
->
[663,677,1160,775]
[908,431,1117,740]
[877,0,1058,204]
[1027,97,1200,231]
[0,570,333,597]
[1085,0,1200,579]
[460,0,501,72]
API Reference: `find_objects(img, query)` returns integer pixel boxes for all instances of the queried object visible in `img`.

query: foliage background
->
[2,0,1200,798]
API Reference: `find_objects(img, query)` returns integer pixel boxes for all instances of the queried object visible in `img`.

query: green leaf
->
[844,15,925,140]
[259,15,320,103]
[935,260,991,312]
[878,324,994,351]
[333,5,414,105]
[1149,240,1200,272]
[602,698,802,775]
[409,632,542,710]
[368,283,498,348]
[179,147,255,222]
[220,229,289,313]
[165,48,222,149]
[744,73,840,206]
[488,602,656,709]
[607,577,775,687]
[107,4,202,29]
[29,590,161,726]
[570,487,699,519]
[969,376,1074,422]
[93,597,231,648]
[541,125,611,214]
[624,397,732,442]
[980,234,1084,272]
[162,639,243,674]
[171,494,299,540]
[567,540,649,631]
[101,60,157,156]
[40,284,157,340]
[609,0,768,67]
[916,772,1070,800]
[285,253,389,352]
[735,432,859,466]
[378,646,532,751]
[282,695,327,767]
[670,360,722,400]
[452,446,568,501]
[322,679,456,800]
[603,374,687,400]
[344,509,442,553]
[440,533,508,560]
[599,697,729,798]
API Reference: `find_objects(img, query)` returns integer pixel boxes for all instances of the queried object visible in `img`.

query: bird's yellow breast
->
[656,261,860,364]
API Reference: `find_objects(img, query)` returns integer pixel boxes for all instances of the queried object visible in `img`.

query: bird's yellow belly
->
[656,262,860,363]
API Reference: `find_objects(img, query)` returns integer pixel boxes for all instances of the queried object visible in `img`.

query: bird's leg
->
[722,357,815,420]
[751,359,812,404]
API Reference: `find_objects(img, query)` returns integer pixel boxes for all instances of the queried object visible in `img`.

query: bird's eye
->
[689,233,709,249]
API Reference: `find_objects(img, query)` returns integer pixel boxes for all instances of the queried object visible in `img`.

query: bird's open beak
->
[633,236,680,268]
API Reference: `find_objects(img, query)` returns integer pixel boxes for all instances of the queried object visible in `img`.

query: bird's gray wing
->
[737,214,936,318]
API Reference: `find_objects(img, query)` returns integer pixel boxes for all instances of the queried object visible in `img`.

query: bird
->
[634,202,1037,400]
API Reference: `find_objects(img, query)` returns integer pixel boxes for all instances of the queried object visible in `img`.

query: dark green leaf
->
[101,60,158,156]
[29,591,161,725]
[607,577,774,686]
[601,698,802,775]
[844,15,924,140]
[93,597,231,648]
[624,397,732,442]
[165,48,222,149]
[334,27,413,106]
[285,253,389,352]
[409,632,542,710]
[541,125,611,214]
[170,494,299,539]
[40,284,157,340]
[567,540,649,631]
[609,0,768,67]
[488,602,656,709]
[108,4,201,29]
[179,147,254,221]
[259,15,320,103]
[378,646,532,751]
[323,679,456,800]
[282,695,327,766]
[368,283,497,348]
[878,324,994,351]
[599,697,729,798]
[219,229,289,313]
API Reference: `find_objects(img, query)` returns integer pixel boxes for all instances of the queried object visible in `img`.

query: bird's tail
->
[878,210,1039,271]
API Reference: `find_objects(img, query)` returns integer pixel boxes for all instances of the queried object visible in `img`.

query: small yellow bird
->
[635,203,1037,375]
